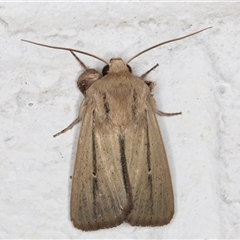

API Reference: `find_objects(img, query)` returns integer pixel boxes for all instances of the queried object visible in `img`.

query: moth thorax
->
[108,58,129,73]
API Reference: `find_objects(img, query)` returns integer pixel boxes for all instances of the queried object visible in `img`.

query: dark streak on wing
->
[145,109,153,212]
[132,89,137,117]
[102,92,110,119]
[92,110,98,218]
[119,134,133,211]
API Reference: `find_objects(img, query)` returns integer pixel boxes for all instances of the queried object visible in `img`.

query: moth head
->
[102,58,132,76]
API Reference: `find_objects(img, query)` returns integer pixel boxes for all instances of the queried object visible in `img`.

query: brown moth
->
[22,27,211,231]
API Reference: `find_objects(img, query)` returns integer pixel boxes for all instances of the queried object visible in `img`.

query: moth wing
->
[125,98,174,226]
[70,104,131,231]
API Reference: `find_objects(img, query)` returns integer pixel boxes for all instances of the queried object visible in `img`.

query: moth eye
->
[127,65,132,73]
[102,65,109,76]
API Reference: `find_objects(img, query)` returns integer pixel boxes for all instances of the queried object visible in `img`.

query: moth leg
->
[140,64,159,92]
[70,51,88,70]
[53,116,82,137]
[140,63,159,79]
[157,109,182,117]
[141,64,181,116]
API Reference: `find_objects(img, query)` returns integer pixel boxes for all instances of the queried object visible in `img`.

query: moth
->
[22,27,211,231]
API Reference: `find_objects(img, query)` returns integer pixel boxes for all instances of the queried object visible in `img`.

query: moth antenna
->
[126,26,212,64]
[21,39,109,65]
[70,51,88,70]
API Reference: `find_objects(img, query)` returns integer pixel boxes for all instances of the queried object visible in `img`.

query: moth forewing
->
[71,60,135,231]
[70,100,132,231]
[126,99,174,226]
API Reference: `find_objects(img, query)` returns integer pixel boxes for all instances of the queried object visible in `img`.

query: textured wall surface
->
[1,2,239,238]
